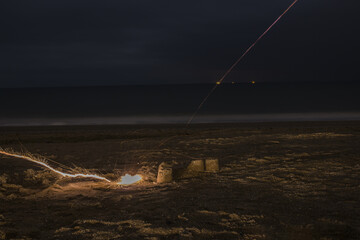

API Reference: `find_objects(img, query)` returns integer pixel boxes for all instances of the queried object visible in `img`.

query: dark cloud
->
[0,0,359,87]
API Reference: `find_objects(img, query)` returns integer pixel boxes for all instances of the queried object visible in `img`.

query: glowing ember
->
[118,174,142,185]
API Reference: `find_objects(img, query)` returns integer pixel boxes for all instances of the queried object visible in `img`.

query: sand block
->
[186,159,205,172]
[179,159,205,178]
[157,162,173,183]
[205,158,219,172]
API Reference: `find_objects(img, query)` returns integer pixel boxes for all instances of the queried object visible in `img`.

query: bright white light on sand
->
[118,174,142,185]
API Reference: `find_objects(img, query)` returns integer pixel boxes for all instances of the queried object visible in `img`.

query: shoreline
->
[1,112,360,127]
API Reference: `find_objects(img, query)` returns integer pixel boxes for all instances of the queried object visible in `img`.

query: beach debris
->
[157,162,173,183]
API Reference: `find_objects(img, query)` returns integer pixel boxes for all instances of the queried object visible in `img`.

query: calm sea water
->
[1,83,359,126]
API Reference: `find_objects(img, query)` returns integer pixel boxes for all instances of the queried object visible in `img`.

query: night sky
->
[1,0,359,88]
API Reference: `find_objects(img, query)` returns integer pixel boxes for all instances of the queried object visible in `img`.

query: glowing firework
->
[0,149,142,186]
[0,149,112,182]
[118,174,142,185]
[187,0,299,125]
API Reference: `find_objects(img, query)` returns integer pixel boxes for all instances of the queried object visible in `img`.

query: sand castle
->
[157,158,219,183]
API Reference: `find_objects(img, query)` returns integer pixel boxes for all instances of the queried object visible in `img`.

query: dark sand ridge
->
[0,121,359,239]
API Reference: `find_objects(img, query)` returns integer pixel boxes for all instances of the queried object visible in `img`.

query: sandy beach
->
[0,121,359,239]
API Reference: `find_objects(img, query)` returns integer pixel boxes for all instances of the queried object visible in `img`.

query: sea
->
[1,82,359,126]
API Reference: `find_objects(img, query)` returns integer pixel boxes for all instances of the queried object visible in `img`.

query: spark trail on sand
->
[187,0,299,126]
[0,150,111,182]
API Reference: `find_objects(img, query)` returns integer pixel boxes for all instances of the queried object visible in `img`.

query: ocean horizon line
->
[1,112,360,127]
[1,81,359,89]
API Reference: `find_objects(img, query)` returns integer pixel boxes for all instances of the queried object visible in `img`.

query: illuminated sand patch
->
[118,174,142,185]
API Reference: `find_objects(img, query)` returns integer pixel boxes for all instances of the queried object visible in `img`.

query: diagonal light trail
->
[187,0,299,126]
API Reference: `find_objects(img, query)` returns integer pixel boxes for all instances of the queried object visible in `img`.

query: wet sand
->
[0,121,359,239]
